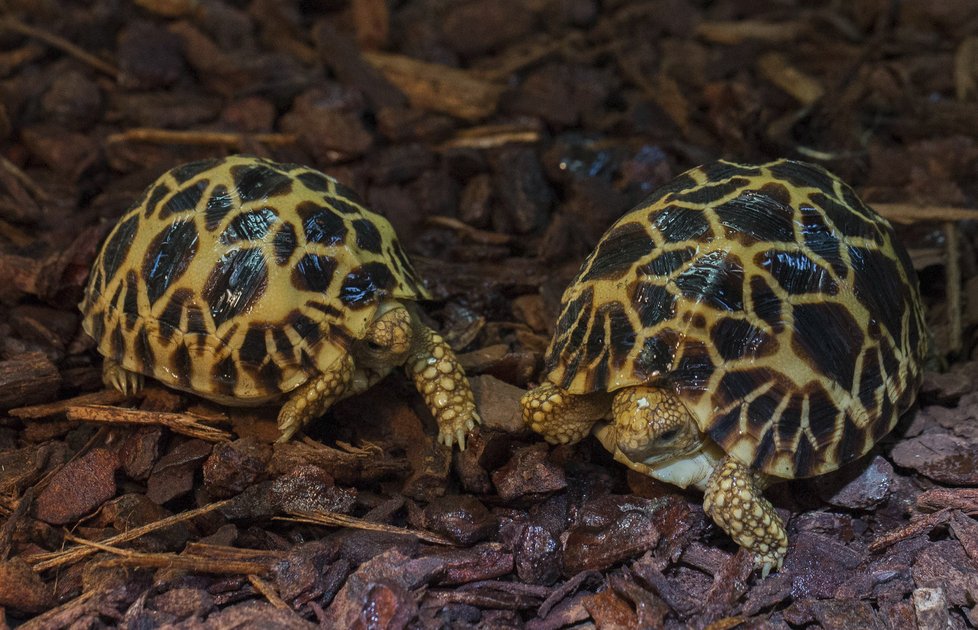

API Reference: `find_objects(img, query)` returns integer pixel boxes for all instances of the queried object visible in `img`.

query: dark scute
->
[389,239,416,280]
[671,176,751,206]
[752,431,777,472]
[159,288,193,332]
[758,182,791,206]
[799,205,847,276]
[714,190,795,242]
[581,307,609,369]
[766,160,837,198]
[142,219,200,305]
[637,172,697,207]
[715,368,770,410]
[89,309,105,344]
[794,435,818,478]
[110,326,125,361]
[591,357,610,392]
[159,180,208,220]
[273,222,298,265]
[239,325,268,366]
[674,251,744,312]
[710,407,741,446]
[604,302,636,368]
[792,302,863,388]
[213,355,238,394]
[231,163,293,202]
[634,333,674,379]
[810,192,880,241]
[858,350,882,412]
[170,158,220,183]
[352,218,384,254]
[580,222,654,282]
[135,326,154,371]
[123,270,139,316]
[873,399,896,441]
[632,282,675,328]
[111,282,124,313]
[554,287,591,340]
[172,344,192,388]
[306,300,343,319]
[298,201,347,245]
[220,207,279,244]
[757,249,837,295]
[143,183,171,218]
[272,328,293,356]
[330,182,367,209]
[838,415,865,465]
[296,171,333,192]
[101,214,140,284]
[849,246,905,342]
[670,339,714,392]
[186,304,207,335]
[778,396,802,446]
[204,185,236,231]
[747,390,782,434]
[700,161,763,181]
[292,254,338,293]
[288,311,322,345]
[258,360,283,393]
[202,248,269,329]
[749,276,783,332]
[650,207,710,242]
[878,336,899,390]
[711,318,777,361]
[638,248,694,277]
[339,262,395,307]
[806,383,840,448]
[547,287,592,375]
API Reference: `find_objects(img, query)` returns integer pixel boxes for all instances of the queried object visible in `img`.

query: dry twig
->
[106,127,297,148]
[279,510,456,546]
[65,404,232,442]
[0,17,119,78]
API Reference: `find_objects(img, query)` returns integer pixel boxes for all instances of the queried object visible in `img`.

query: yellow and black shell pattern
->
[545,159,927,479]
[80,155,428,404]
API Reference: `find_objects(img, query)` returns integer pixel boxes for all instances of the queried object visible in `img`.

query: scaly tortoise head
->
[542,158,927,479]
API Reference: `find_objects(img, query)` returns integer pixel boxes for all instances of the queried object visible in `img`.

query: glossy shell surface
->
[80,155,427,403]
[544,159,927,478]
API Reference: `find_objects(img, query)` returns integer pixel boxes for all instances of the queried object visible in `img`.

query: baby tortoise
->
[80,155,480,448]
[521,159,927,575]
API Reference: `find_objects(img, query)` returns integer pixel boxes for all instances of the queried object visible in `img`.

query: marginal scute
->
[540,158,926,479]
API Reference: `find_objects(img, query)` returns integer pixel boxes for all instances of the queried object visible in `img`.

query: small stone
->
[119,426,163,481]
[146,439,213,505]
[202,437,272,498]
[35,447,118,525]
[815,455,894,509]
[469,375,529,435]
[271,464,356,514]
[491,443,566,501]
[0,558,55,613]
[422,495,496,545]
[150,587,215,620]
[515,524,562,585]
[889,433,978,485]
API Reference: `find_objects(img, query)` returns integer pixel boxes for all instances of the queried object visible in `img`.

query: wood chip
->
[363,51,503,120]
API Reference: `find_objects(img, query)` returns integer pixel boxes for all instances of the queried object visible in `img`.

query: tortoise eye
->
[659,429,679,442]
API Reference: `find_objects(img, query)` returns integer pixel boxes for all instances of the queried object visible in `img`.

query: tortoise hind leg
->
[102,357,144,396]
[521,382,610,445]
[276,353,355,443]
[703,455,788,577]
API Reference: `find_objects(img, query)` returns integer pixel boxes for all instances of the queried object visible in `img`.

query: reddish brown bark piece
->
[0,558,54,613]
[0,351,61,410]
[35,447,118,525]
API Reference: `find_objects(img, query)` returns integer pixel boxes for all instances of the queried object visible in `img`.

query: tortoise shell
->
[544,159,927,479]
[80,155,428,404]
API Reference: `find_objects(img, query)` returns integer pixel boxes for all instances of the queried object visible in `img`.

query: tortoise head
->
[354,302,414,369]
[609,385,701,465]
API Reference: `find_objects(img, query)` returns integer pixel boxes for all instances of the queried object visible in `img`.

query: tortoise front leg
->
[102,356,144,396]
[702,455,788,577]
[521,382,610,445]
[405,325,480,450]
[276,353,355,443]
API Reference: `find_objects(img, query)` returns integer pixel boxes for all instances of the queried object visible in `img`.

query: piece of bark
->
[0,351,61,409]
[35,447,119,525]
